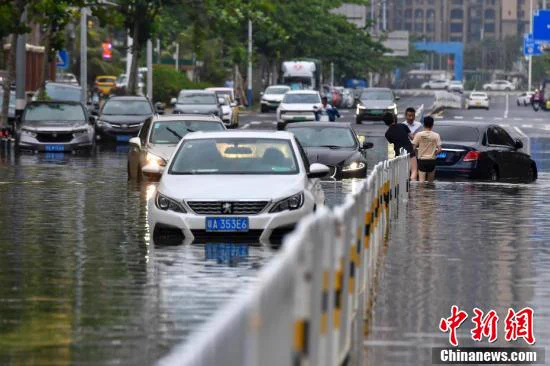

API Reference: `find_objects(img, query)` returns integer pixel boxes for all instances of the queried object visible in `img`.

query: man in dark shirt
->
[383,112,418,180]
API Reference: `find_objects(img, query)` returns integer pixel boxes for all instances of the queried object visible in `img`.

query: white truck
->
[281,61,320,90]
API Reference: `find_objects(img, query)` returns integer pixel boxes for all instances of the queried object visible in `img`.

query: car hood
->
[159,174,305,201]
[99,114,151,124]
[359,100,394,109]
[263,94,285,102]
[148,144,178,161]
[279,103,320,111]
[304,147,363,166]
[20,121,88,132]
[174,104,218,114]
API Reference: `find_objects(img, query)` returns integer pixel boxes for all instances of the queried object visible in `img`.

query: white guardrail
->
[157,155,410,366]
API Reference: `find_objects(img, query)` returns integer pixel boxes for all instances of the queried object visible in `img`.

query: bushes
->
[152,65,211,104]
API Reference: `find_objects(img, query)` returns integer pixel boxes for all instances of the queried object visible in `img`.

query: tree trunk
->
[0,34,16,129]
[39,25,52,96]
[128,23,140,96]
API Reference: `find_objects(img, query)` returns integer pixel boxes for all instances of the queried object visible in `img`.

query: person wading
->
[383,112,417,180]
[412,116,442,183]
[402,107,422,136]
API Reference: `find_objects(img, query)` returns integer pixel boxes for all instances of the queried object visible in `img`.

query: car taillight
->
[463,151,480,161]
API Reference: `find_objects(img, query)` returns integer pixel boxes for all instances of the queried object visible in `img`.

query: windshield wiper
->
[318,145,343,149]
[166,127,183,139]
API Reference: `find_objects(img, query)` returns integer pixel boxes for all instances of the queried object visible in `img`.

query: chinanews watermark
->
[433,306,545,365]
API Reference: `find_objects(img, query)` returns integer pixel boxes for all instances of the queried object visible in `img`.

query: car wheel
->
[260,105,267,113]
[505,88,511,91]
[489,166,499,182]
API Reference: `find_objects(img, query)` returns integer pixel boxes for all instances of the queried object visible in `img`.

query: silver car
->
[127,114,226,181]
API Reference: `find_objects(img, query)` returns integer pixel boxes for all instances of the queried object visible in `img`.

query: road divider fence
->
[157,154,410,366]
[430,90,462,114]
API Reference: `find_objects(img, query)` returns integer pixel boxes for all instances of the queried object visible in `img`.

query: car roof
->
[45,82,81,89]
[285,90,320,95]
[206,87,233,92]
[180,89,215,94]
[183,130,294,140]
[106,95,149,101]
[153,114,223,122]
[286,122,352,129]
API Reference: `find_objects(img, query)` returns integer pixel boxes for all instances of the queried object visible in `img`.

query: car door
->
[497,126,530,177]
[486,126,515,178]
[137,119,152,170]
[295,138,324,205]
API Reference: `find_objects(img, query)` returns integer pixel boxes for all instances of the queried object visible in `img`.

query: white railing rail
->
[157,154,410,366]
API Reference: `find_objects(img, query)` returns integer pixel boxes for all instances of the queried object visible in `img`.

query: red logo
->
[504,307,535,345]
[471,308,499,343]
[439,305,468,346]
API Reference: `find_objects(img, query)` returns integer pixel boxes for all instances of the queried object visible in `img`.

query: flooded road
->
[366,174,550,364]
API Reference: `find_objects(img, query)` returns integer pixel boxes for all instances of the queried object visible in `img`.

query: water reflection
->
[366,175,550,365]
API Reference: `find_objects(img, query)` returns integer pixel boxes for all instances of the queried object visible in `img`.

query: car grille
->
[36,132,73,143]
[191,230,263,245]
[110,123,142,129]
[187,201,269,215]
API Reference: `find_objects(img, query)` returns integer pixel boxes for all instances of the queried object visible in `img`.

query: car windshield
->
[150,120,224,144]
[289,127,356,148]
[102,100,152,115]
[97,77,115,83]
[24,103,85,122]
[266,87,289,95]
[360,90,393,100]
[178,93,217,105]
[44,84,82,102]
[170,138,299,175]
[433,125,479,142]
[451,81,461,85]
[282,93,320,104]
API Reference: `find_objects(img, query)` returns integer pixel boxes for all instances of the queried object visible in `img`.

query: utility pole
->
[156,38,161,64]
[247,19,253,107]
[382,0,387,32]
[528,0,533,91]
[80,7,88,104]
[330,62,334,87]
[174,43,179,71]
[15,10,27,116]
[147,39,152,100]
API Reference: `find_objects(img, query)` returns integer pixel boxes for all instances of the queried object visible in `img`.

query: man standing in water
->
[402,107,422,136]
[383,112,417,180]
[412,116,442,182]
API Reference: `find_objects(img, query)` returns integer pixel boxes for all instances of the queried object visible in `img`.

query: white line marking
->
[474,117,483,120]
[535,118,543,121]
[435,115,443,119]
[504,93,509,118]
[521,124,533,128]
[250,121,262,125]
[513,118,522,121]
[494,117,503,121]
[499,124,510,127]
[453,116,464,119]
[242,123,252,129]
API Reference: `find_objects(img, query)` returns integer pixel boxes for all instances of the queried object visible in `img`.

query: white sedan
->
[276,90,322,123]
[421,79,449,90]
[466,92,490,110]
[483,80,515,91]
[147,130,329,247]
[517,92,534,106]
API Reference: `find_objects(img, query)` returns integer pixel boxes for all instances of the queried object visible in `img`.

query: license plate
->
[437,152,447,159]
[116,135,130,142]
[45,153,65,159]
[205,217,249,232]
[205,243,249,262]
[45,144,65,152]
[369,110,383,115]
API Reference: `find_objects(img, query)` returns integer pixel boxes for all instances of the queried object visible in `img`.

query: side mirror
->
[308,163,330,178]
[395,95,400,101]
[277,121,287,131]
[514,139,523,150]
[142,163,164,177]
[170,97,177,106]
[129,137,141,148]
[362,141,374,150]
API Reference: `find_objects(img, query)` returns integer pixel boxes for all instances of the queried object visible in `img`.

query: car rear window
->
[432,125,479,142]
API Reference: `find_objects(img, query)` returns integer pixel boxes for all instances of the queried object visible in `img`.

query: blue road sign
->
[56,50,69,69]
[533,10,550,41]
[524,34,543,56]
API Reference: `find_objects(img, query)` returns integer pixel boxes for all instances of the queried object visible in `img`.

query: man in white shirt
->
[402,107,422,136]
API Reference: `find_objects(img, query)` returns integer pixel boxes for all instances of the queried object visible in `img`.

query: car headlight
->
[21,129,37,137]
[342,161,365,171]
[155,192,186,213]
[96,120,111,128]
[269,192,304,213]
[146,152,167,167]
[73,129,88,137]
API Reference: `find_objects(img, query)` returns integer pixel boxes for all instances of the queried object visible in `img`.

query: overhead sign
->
[524,33,543,56]
[56,50,69,69]
[381,31,410,57]
[533,10,550,41]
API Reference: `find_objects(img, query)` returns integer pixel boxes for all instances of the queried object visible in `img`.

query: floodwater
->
[366,145,550,364]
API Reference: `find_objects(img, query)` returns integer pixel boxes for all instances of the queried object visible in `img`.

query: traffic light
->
[102,41,112,60]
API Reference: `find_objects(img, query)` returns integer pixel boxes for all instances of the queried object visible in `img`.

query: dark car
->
[16,101,95,153]
[96,96,154,143]
[285,122,373,179]
[355,87,399,124]
[171,90,222,118]
[434,121,537,182]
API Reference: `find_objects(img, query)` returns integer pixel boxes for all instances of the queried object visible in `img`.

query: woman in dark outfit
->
[383,112,418,179]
